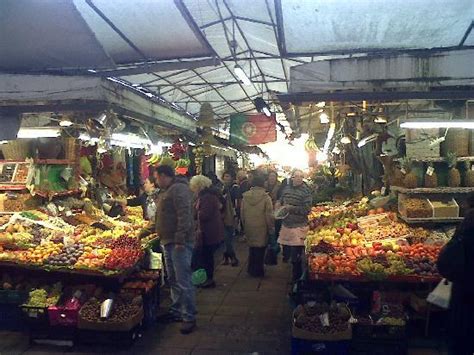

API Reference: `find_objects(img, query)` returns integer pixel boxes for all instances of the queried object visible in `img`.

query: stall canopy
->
[0,0,473,122]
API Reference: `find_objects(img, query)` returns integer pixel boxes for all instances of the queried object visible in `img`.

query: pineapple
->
[447,153,461,187]
[401,157,419,188]
[464,161,474,187]
[393,164,405,186]
[424,163,438,188]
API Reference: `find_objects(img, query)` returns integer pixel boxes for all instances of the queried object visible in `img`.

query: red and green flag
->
[229,113,277,145]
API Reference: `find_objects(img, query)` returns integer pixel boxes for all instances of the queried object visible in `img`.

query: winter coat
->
[279,183,312,228]
[150,178,194,246]
[127,189,159,222]
[222,183,239,227]
[241,187,274,248]
[437,214,474,353]
[264,181,281,205]
[195,188,225,246]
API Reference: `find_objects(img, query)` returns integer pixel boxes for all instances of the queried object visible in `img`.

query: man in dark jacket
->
[153,165,196,334]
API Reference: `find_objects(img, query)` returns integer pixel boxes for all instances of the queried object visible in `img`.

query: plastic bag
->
[427,278,452,309]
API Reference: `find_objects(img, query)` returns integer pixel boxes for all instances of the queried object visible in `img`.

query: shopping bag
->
[427,278,452,309]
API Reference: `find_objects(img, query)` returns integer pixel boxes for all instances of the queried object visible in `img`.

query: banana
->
[147,154,160,165]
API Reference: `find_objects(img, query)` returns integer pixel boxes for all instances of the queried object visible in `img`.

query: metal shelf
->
[395,156,474,163]
[391,186,474,194]
[398,214,463,224]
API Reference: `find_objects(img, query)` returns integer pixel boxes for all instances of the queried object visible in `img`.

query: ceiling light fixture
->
[374,116,387,124]
[234,64,251,86]
[254,97,272,117]
[401,121,474,129]
[59,118,73,127]
[319,112,329,124]
[17,128,60,139]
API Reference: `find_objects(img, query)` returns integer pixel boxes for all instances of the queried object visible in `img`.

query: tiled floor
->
[0,241,448,354]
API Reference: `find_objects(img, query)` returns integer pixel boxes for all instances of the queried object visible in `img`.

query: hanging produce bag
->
[427,279,452,309]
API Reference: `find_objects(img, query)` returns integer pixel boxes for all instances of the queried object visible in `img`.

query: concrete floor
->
[0,241,446,354]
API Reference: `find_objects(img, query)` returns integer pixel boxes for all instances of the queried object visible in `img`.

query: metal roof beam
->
[222,0,272,95]
[93,58,220,77]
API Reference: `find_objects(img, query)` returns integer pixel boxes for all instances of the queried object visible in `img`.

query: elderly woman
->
[277,169,312,282]
[189,175,224,288]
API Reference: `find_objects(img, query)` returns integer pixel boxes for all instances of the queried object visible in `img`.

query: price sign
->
[426,166,434,176]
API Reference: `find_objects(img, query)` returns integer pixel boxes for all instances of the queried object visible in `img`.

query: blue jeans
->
[224,225,236,257]
[163,243,196,322]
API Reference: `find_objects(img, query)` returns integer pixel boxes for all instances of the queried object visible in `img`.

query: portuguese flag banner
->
[229,113,277,145]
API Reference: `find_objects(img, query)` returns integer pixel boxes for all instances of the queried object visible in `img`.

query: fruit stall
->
[0,199,162,346]
[292,197,454,352]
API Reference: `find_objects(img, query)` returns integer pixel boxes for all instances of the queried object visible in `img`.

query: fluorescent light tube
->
[17,128,60,138]
[400,121,474,129]
[59,118,73,127]
[234,65,251,86]
[262,106,271,117]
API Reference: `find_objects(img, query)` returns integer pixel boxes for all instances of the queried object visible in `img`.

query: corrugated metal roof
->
[1,0,472,122]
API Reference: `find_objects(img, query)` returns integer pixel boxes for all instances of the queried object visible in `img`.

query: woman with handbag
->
[190,175,224,288]
[437,198,474,355]
[241,175,274,278]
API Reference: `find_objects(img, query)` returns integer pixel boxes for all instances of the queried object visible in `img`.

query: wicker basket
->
[63,137,77,161]
[441,129,469,157]
[0,140,30,160]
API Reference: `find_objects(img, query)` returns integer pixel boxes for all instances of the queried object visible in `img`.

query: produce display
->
[79,294,142,325]
[0,207,149,275]
[23,283,62,308]
[401,198,432,218]
[306,200,448,281]
[294,301,351,334]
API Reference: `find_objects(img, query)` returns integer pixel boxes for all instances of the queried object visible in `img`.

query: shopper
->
[265,171,282,259]
[120,175,159,222]
[277,170,312,282]
[153,165,196,334]
[205,172,224,192]
[236,170,251,195]
[189,175,225,288]
[264,171,281,205]
[241,175,274,277]
[277,178,290,262]
[221,171,240,266]
[437,197,474,355]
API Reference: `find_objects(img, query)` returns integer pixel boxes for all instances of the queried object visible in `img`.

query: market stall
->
[0,74,202,346]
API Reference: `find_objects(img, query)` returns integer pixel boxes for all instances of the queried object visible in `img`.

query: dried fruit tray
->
[78,307,143,332]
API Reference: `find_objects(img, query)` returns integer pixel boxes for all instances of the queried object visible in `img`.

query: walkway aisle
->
[138,241,293,354]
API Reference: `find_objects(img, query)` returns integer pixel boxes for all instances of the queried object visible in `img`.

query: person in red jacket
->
[190,175,225,288]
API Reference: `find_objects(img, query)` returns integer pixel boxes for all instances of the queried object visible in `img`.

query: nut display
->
[80,295,141,323]
[403,198,432,218]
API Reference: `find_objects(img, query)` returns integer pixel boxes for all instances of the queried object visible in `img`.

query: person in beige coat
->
[241,175,275,277]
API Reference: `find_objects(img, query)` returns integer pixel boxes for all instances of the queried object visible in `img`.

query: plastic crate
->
[0,303,24,331]
[351,339,407,355]
[291,338,350,355]
[353,323,406,341]
[76,326,141,347]
[21,305,49,328]
[0,289,28,305]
